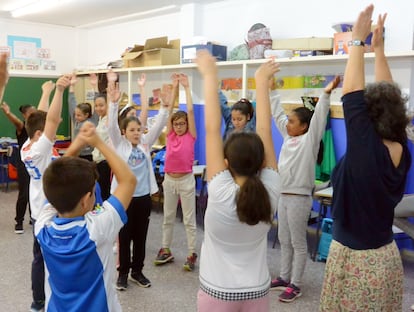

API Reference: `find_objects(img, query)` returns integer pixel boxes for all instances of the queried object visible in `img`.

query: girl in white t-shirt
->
[195,51,280,312]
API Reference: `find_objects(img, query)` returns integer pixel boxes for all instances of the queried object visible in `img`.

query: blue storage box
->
[317,218,333,261]
[181,43,227,63]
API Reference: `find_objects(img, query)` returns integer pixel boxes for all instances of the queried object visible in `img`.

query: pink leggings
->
[197,289,270,312]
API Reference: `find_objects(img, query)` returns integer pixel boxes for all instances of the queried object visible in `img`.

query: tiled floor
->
[0,185,413,311]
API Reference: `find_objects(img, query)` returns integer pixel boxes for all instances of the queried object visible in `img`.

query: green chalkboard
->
[0,77,69,138]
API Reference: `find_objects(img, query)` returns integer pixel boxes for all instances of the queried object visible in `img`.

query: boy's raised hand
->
[324,76,341,94]
[78,121,100,147]
[55,75,71,92]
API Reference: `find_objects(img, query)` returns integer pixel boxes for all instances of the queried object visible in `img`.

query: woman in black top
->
[320,5,411,311]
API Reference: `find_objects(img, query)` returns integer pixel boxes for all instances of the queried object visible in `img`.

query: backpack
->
[152,148,166,177]
[246,23,273,59]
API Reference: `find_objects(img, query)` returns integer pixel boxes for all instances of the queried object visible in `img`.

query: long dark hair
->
[224,132,272,225]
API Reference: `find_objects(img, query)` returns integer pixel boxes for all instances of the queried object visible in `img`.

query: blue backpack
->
[152,148,166,176]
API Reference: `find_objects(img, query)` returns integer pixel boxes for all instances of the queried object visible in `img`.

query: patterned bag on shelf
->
[246,23,272,59]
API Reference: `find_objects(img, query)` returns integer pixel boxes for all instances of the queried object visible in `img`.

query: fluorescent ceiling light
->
[78,5,178,29]
[11,0,71,18]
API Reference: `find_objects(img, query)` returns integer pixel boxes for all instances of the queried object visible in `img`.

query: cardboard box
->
[123,37,180,68]
[333,32,373,55]
[181,43,227,63]
[272,37,333,51]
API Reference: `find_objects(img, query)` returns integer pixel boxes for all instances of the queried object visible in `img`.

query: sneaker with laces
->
[130,272,151,288]
[154,247,174,265]
[15,223,24,234]
[270,277,289,291]
[30,300,45,312]
[183,253,197,271]
[279,283,302,303]
[116,274,128,291]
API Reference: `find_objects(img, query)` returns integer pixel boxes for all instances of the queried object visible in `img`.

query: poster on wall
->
[25,60,40,71]
[37,48,51,59]
[41,60,56,70]
[7,35,41,59]
[0,46,11,56]
[9,59,25,70]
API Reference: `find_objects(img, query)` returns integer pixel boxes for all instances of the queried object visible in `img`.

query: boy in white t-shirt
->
[20,74,71,312]
[35,121,136,311]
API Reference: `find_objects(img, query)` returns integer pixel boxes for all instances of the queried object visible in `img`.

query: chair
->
[0,145,17,192]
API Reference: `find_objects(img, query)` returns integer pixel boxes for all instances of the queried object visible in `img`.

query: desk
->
[312,187,333,261]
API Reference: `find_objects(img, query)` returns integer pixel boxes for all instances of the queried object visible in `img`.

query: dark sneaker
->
[14,223,24,234]
[270,277,289,291]
[279,283,302,303]
[183,253,198,271]
[130,272,151,288]
[116,274,128,291]
[30,300,45,312]
[154,247,174,265]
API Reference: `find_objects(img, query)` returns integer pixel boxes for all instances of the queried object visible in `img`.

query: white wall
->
[78,0,413,67]
[0,19,76,76]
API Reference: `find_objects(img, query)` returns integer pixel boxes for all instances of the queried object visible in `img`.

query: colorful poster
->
[7,36,41,59]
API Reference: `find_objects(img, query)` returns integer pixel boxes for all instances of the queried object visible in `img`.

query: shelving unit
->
[74,50,414,117]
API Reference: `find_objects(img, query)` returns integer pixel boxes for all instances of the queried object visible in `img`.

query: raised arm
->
[166,74,179,134]
[1,102,24,133]
[68,73,78,118]
[0,53,8,104]
[137,73,149,129]
[43,75,70,141]
[372,13,391,82]
[106,72,123,148]
[342,4,374,95]
[37,80,56,112]
[78,122,135,209]
[196,50,226,180]
[255,60,280,170]
[179,73,197,138]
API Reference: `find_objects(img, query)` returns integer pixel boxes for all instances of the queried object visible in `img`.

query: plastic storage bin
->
[317,218,333,261]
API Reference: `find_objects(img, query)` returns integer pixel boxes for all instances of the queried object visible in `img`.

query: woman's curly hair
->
[365,81,409,144]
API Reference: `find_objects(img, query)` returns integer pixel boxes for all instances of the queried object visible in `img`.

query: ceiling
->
[0,0,218,28]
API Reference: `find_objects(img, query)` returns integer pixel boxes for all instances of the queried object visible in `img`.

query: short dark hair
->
[365,81,409,143]
[43,157,98,214]
[19,105,35,114]
[25,110,47,138]
[224,132,272,225]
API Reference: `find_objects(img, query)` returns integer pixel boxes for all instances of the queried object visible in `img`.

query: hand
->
[1,102,10,115]
[352,4,374,42]
[195,50,217,77]
[78,121,99,147]
[324,75,341,94]
[371,13,387,51]
[70,73,78,86]
[160,84,173,108]
[170,73,179,88]
[137,73,146,88]
[107,81,121,103]
[89,73,98,87]
[55,75,71,92]
[255,59,280,83]
[42,80,56,93]
[106,70,118,83]
[178,73,189,88]
[0,53,9,89]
